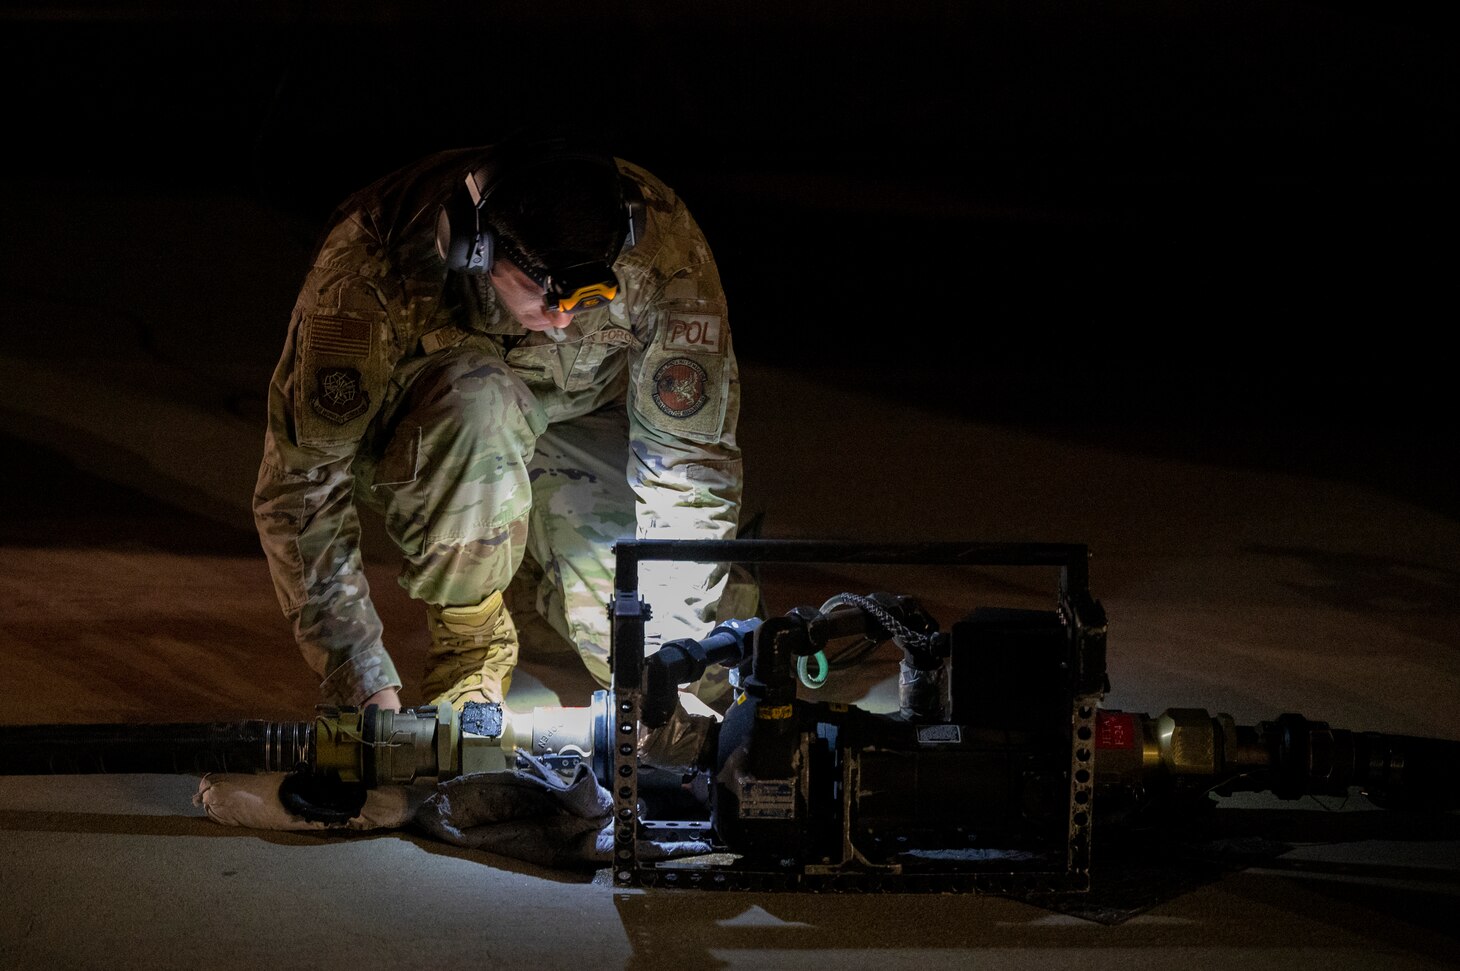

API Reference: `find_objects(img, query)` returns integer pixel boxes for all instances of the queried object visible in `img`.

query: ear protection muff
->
[434,139,645,277]
[435,173,494,273]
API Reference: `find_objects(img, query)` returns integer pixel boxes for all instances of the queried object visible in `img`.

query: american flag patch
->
[307,315,372,358]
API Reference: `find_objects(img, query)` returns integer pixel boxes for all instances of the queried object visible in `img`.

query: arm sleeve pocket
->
[293,309,390,449]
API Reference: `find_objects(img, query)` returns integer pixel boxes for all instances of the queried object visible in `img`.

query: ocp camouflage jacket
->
[252,148,742,704]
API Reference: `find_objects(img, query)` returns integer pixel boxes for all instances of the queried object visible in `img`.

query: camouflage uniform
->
[253,148,744,706]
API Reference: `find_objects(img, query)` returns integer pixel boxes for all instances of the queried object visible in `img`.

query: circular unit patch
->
[651,357,709,419]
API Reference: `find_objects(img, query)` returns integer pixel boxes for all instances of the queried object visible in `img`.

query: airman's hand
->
[363,686,402,711]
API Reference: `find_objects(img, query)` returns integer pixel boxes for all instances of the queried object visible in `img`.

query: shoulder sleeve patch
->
[634,348,729,443]
[310,366,371,424]
[651,357,710,417]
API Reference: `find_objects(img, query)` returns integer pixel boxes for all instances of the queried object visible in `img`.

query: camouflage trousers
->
[355,343,741,699]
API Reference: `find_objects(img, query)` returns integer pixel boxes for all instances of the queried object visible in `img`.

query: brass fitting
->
[1155,707,1222,776]
[312,705,455,785]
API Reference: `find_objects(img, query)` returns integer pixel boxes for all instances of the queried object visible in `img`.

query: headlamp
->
[543,261,620,314]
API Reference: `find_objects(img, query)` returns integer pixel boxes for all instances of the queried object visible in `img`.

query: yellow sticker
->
[757,704,794,721]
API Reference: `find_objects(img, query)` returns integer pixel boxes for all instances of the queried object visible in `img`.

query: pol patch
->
[652,357,709,418]
[311,367,370,424]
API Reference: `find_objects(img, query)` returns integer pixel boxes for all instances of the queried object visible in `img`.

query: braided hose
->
[797,593,935,690]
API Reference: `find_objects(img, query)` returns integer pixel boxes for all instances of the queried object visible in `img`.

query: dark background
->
[3,0,1455,514]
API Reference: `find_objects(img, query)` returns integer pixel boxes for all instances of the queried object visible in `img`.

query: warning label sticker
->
[738,779,796,819]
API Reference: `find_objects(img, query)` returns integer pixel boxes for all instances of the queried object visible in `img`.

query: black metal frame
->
[607,538,1107,892]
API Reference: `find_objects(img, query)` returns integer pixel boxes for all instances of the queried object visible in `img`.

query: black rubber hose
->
[1266,714,1460,810]
[0,721,313,776]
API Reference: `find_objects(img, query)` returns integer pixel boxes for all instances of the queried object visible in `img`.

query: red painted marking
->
[1096,710,1138,749]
